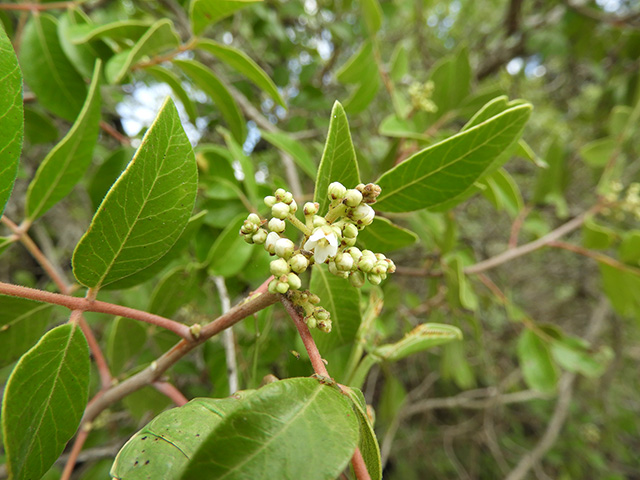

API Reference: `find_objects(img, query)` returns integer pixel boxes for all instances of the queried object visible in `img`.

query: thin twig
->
[60,429,89,480]
[100,121,131,146]
[213,275,239,394]
[0,281,193,340]
[508,204,532,249]
[0,1,81,11]
[548,240,640,276]
[153,381,189,406]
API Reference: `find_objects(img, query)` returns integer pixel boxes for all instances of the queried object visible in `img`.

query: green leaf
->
[517,329,558,393]
[444,254,478,311]
[149,267,199,318]
[105,211,206,290]
[357,217,418,252]
[480,167,524,217]
[619,230,640,265]
[87,148,130,210]
[582,218,616,250]
[599,263,640,318]
[580,137,616,167]
[105,19,180,84]
[107,316,147,376]
[111,394,250,479]
[310,264,361,352]
[389,43,408,82]
[343,387,382,480]
[58,9,111,79]
[190,0,262,35]
[174,59,246,143]
[72,97,198,289]
[440,339,475,389]
[608,105,632,136]
[551,336,611,378]
[260,130,317,179]
[429,48,471,117]
[360,0,383,36]
[146,66,198,123]
[2,323,90,480]
[374,323,463,362]
[533,136,568,217]
[336,42,376,85]
[67,19,153,45]
[375,104,532,212]
[196,39,285,107]
[20,14,86,121]
[206,213,254,277]
[378,114,428,140]
[23,107,59,144]
[0,24,23,217]
[218,127,257,205]
[314,101,361,214]
[0,296,52,368]
[344,75,380,114]
[25,60,102,221]
[181,378,359,480]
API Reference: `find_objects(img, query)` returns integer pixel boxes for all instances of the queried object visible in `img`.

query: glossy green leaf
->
[357,217,418,252]
[105,19,180,84]
[174,59,246,143]
[336,41,376,85]
[261,130,316,178]
[582,218,616,250]
[67,19,153,45]
[25,60,102,221]
[106,316,147,376]
[374,323,463,362]
[72,97,197,289]
[0,24,23,217]
[0,296,52,368]
[111,394,250,479]
[2,323,90,480]
[23,107,59,144]
[206,214,254,277]
[105,211,206,290]
[314,101,360,214]
[87,148,130,210]
[580,137,616,167]
[182,378,359,480]
[361,0,383,35]
[58,9,111,79]
[480,167,523,217]
[344,387,382,480]
[310,264,361,352]
[20,14,86,121]
[149,267,198,318]
[375,104,531,212]
[146,66,198,123]
[190,0,262,35]
[517,329,558,393]
[196,39,284,107]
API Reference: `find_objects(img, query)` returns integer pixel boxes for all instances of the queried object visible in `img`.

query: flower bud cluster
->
[601,181,640,220]
[408,81,437,113]
[288,290,332,333]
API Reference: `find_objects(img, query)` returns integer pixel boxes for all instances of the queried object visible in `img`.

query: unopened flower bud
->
[345,247,362,263]
[386,259,396,273]
[288,199,298,213]
[368,273,383,285]
[270,258,290,276]
[282,191,294,204]
[289,254,309,273]
[252,228,267,244]
[268,217,286,233]
[243,235,254,244]
[328,261,339,276]
[342,237,356,247]
[335,252,354,271]
[241,220,258,234]
[375,253,386,261]
[275,188,286,201]
[313,215,327,228]
[358,252,376,273]
[344,189,363,207]
[317,319,332,333]
[275,238,295,259]
[350,204,375,226]
[247,213,261,225]
[343,223,358,239]
[272,202,290,219]
[361,183,382,204]
[268,279,279,293]
[372,261,388,275]
[350,270,365,288]
[276,281,289,294]
[308,293,321,304]
[328,182,347,200]
[315,307,330,320]
[287,272,302,290]
[305,315,317,329]
[265,232,280,254]
[303,202,319,216]
[264,195,277,207]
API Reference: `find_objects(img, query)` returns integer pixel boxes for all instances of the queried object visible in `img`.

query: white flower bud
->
[268,279,279,294]
[350,270,365,288]
[272,202,290,219]
[312,215,327,227]
[288,199,298,213]
[289,254,309,273]
[252,228,267,244]
[282,191,294,204]
[264,195,277,207]
[345,247,362,263]
[335,252,354,271]
[375,253,387,261]
[243,234,254,244]
[342,237,356,247]
[350,204,375,226]
[275,238,295,259]
[368,273,382,285]
[287,272,302,290]
[315,307,330,320]
[372,260,388,275]
[386,259,396,273]
[265,231,280,254]
[303,202,319,216]
[328,182,347,200]
[241,220,258,234]
[275,188,286,201]
[270,258,290,276]
[247,213,261,225]
[276,281,289,294]
[344,189,363,207]
[358,253,376,273]
[343,223,358,239]
[268,217,286,233]
[317,319,332,333]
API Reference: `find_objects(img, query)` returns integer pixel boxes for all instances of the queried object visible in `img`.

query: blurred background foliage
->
[1,0,640,478]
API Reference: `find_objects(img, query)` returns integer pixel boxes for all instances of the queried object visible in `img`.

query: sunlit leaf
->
[190,0,262,35]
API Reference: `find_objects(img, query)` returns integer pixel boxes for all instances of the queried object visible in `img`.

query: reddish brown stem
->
[100,121,131,146]
[280,295,371,480]
[0,1,78,11]
[60,428,89,480]
[548,241,640,275]
[153,381,189,406]
[508,204,532,249]
[0,281,193,340]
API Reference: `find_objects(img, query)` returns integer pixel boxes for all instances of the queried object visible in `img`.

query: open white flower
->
[304,226,339,264]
